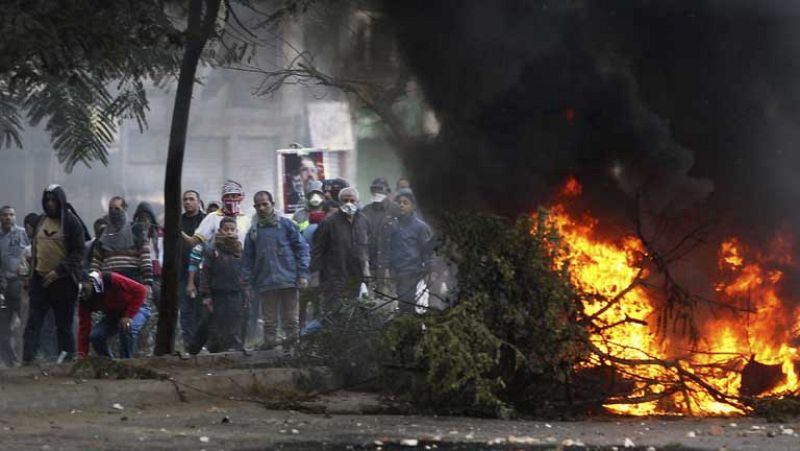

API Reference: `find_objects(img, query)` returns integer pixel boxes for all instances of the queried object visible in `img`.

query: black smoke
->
[383,0,800,246]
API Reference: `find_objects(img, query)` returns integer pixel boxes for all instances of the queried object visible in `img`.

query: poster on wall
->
[280,151,326,214]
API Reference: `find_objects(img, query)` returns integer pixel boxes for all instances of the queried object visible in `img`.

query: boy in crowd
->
[189,217,247,354]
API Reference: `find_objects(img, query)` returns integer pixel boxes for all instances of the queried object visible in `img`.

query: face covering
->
[341,202,358,216]
[371,193,387,203]
[308,193,324,207]
[108,209,126,227]
[222,199,241,216]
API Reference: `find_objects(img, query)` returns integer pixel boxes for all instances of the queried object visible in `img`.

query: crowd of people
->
[0,176,434,366]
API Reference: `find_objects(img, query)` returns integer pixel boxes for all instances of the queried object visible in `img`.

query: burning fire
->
[539,177,800,415]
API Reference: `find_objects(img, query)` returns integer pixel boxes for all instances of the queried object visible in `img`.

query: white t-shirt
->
[193,211,251,246]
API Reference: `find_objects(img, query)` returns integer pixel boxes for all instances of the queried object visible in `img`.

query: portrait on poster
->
[280,152,325,214]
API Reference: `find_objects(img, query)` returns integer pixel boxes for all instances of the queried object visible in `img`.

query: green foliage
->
[379,210,591,416]
[0,0,183,170]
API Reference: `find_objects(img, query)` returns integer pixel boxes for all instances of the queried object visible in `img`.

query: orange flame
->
[539,177,799,416]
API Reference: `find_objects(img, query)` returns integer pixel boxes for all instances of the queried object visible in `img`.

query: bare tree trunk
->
[155,0,221,355]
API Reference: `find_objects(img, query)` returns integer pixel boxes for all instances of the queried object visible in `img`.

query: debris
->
[199,436,210,443]
[221,416,230,424]
[645,447,655,451]
[781,428,795,435]
[120,416,128,422]
[686,431,697,438]
[728,423,738,428]
[373,440,384,446]
[291,429,299,434]
[400,439,419,447]
[710,425,724,436]
[112,403,124,411]
[623,437,635,447]
[508,436,540,444]
[545,423,552,428]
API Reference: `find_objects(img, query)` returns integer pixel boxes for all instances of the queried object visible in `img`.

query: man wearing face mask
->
[361,178,401,299]
[292,181,325,231]
[23,185,90,364]
[185,180,251,248]
[310,187,370,317]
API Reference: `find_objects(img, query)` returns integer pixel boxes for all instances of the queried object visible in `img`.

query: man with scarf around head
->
[90,197,153,291]
[77,271,148,359]
[185,180,251,248]
[188,217,249,353]
[310,187,370,318]
[242,191,310,353]
[23,185,90,364]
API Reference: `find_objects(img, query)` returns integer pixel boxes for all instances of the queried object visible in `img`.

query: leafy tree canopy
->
[0,0,183,169]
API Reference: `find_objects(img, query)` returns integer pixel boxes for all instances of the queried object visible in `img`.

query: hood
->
[133,201,158,226]
[38,184,91,241]
[41,184,67,216]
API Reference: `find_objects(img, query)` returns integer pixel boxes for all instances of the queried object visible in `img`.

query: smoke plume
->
[384,0,800,245]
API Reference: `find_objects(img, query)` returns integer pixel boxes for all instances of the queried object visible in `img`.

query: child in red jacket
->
[78,271,150,359]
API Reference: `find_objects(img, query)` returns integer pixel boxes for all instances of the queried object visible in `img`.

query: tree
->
[0,0,182,169]
[154,0,222,355]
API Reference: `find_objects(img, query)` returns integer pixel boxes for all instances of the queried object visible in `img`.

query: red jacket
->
[78,272,146,357]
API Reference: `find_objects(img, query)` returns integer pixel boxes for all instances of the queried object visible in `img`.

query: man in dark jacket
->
[360,178,401,298]
[390,189,432,314]
[23,185,89,363]
[179,190,206,349]
[243,191,309,351]
[310,187,369,317]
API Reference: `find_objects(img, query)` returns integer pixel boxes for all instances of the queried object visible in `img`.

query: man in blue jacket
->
[390,189,432,314]
[242,191,309,353]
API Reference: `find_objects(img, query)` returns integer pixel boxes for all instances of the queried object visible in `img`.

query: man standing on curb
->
[23,185,89,364]
[242,191,309,354]
[0,206,29,367]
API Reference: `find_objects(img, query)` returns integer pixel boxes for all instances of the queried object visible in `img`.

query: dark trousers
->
[188,291,242,354]
[178,274,197,348]
[0,278,21,367]
[319,277,360,319]
[395,272,423,314]
[23,274,78,362]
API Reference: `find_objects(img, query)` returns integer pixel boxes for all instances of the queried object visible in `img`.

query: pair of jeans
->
[90,303,151,359]
[178,275,198,349]
[23,274,78,362]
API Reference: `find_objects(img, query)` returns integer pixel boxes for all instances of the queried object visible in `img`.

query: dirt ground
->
[0,353,798,450]
[1,395,799,450]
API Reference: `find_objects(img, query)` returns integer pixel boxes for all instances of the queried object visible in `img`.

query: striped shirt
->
[90,243,153,286]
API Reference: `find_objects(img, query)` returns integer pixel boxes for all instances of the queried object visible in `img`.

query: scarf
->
[214,233,242,257]
[257,211,280,228]
[100,210,134,252]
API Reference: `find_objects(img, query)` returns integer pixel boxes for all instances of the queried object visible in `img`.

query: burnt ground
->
[0,352,797,450]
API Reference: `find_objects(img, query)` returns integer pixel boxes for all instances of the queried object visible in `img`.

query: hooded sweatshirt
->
[31,186,88,284]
